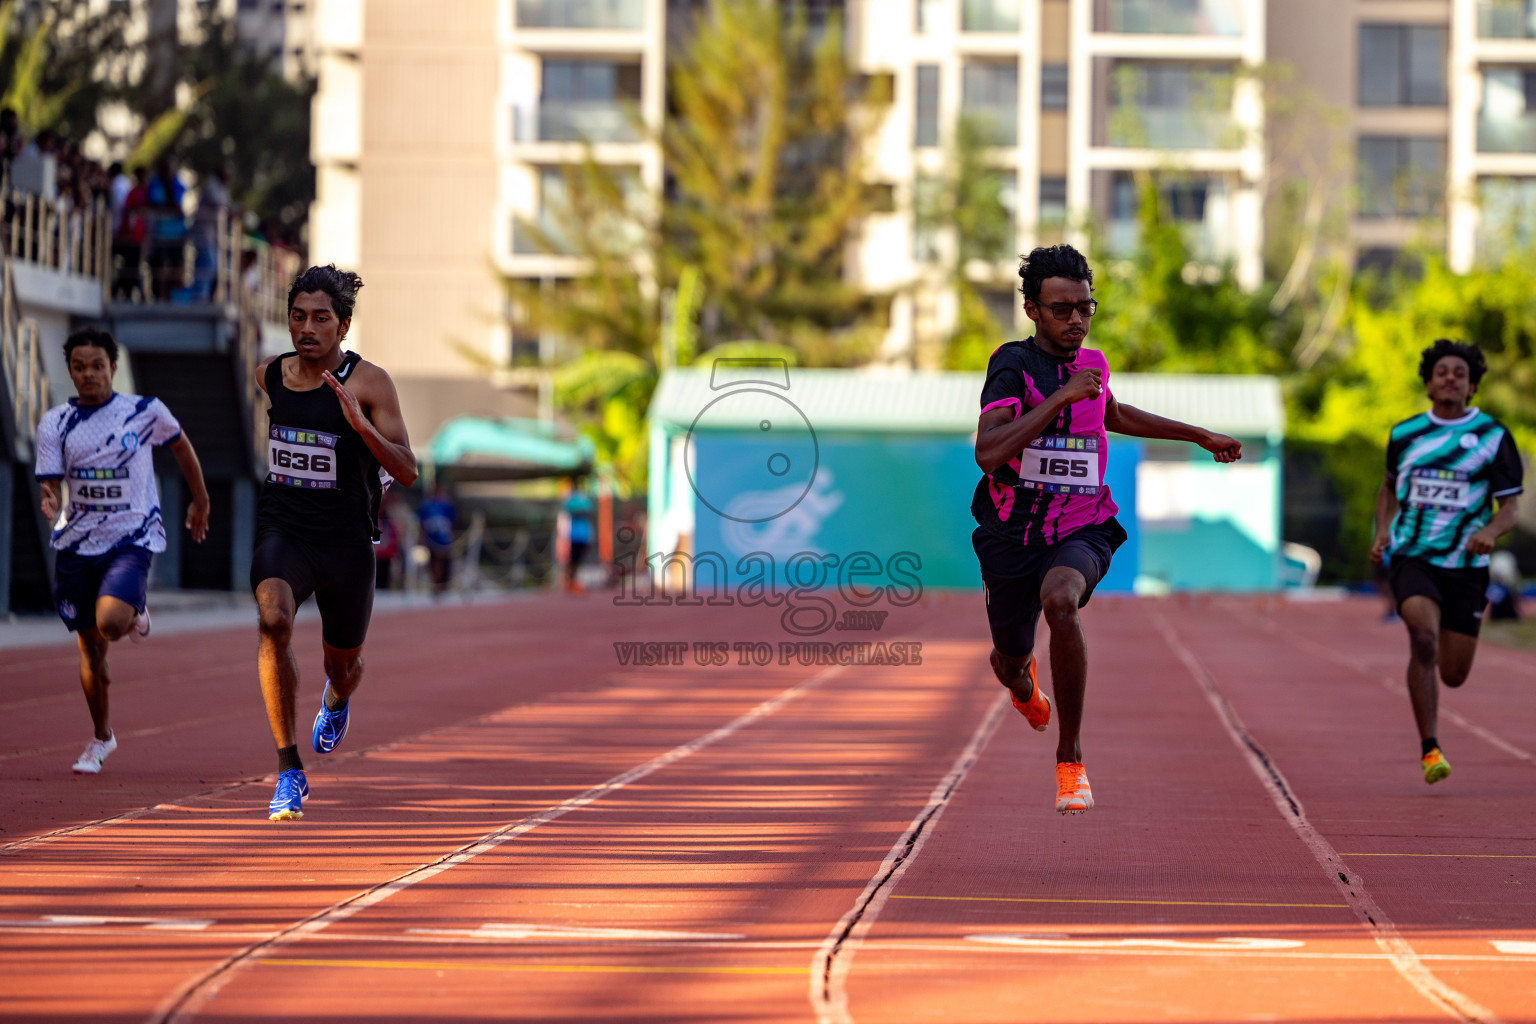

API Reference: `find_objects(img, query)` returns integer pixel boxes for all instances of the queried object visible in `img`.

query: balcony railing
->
[1106,107,1238,149]
[961,0,1021,32]
[513,102,641,143]
[1479,1,1536,38]
[1478,114,1536,152]
[1096,0,1244,36]
[5,190,111,289]
[515,0,643,30]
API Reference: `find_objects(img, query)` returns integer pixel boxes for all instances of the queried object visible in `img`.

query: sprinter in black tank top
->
[252,265,418,821]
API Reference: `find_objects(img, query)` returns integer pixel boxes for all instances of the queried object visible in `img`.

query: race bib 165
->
[1017,435,1102,496]
[268,425,339,489]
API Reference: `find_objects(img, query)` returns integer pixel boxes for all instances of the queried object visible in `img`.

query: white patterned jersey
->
[34,393,183,555]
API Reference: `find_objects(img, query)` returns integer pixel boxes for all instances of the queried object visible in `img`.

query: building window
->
[981,288,1018,330]
[1357,136,1445,218]
[540,60,642,143]
[1041,64,1069,111]
[913,174,943,262]
[961,59,1019,146]
[1039,176,1067,224]
[915,64,941,148]
[1358,25,1446,107]
[915,0,946,34]
[1479,68,1536,153]
[1096,0,1244,36]
[1104,60,1236,149]
[961,0,1020,32]
[1478,0,1536,39]
[517,0,644,30]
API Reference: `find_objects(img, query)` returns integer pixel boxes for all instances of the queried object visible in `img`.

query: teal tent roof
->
[428,417,595,480]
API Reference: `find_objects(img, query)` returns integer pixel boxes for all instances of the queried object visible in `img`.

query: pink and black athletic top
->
[970,338,1120,546]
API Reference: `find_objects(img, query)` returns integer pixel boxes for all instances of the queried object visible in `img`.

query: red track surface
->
[2,592,1533,1023]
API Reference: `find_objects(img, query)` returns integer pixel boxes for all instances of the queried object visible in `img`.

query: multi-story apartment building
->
[854,0,1265,363]
[310,0,1536,440]
[1272,0,1536,274]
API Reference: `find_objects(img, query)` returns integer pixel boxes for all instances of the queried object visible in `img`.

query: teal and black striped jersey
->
[1385,408,1524,569]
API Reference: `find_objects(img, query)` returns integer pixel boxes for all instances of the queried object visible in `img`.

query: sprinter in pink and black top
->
[972,245,1243,815]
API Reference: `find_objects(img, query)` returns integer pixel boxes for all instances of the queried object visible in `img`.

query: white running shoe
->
[72,733,118,774]
[129,607,151,643]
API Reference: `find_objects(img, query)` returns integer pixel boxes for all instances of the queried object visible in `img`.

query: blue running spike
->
[268,769,309,821]
[311,681,350,754]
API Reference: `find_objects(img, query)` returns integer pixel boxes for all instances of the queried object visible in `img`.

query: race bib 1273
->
[1406,467,1471,511]
[1017,435,1102,496]
[68,467,132,511]
[268,425,339,489]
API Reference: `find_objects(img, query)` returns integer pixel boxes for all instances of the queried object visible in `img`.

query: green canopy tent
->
[426,417,596,482]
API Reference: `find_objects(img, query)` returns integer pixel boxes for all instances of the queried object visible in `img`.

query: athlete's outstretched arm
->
[1104,397,1242,463]
[1467,493,1520,557]
[976,368,1103,472]
[322,363,419,487]
[169,433,212,543]
[1370,477,1399,565]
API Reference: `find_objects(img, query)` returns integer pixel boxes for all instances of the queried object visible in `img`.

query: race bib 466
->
[268,425,339,489]
[1017,435,1101,496]
[69,467,132,511]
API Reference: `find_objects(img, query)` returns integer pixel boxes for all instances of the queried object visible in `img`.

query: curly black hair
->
[1018,244,1093,303]
[64,325,118,364]
[1417,338,1487,386]
[287,264,365,322]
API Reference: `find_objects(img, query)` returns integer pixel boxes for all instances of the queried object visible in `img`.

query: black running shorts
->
[972,517,1127,659]
[251,526,376,650]
[1388,555,1490,637]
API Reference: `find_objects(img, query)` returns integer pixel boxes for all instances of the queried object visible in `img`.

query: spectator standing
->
[416,486,457,597]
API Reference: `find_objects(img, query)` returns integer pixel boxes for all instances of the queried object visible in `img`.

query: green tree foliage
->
[919,117,1015,371]
[512,0,891,487]
[1090,177,1295,375]
[161,12,316,240]
[1288,248,1536,573]
[0,0,130,140]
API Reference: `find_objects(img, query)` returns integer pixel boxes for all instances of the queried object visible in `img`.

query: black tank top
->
[257,351,383,543]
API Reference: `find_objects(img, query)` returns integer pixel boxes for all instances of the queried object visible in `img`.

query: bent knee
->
[257,607,295,642]
[323,651,363,681]
[1041,592,1081,627]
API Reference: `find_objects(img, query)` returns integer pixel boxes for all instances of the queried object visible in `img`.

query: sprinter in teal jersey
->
[1370,340,1523,785]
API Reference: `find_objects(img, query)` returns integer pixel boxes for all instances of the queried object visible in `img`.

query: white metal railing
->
[5,189,112,292]
[1,253,47,455]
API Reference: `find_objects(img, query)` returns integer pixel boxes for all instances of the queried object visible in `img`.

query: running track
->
[1,592,1533,1023]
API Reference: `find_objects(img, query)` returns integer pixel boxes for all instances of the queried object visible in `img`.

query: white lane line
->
[1491,940,1536,955]
[1155,611,1503,1024]
[809,690,1008,1024]
[0,915,213,931]
[149,664,848,1024]
[406,924,745,942]
[966,934,1305,951]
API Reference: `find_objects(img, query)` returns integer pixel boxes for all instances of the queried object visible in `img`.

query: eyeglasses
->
[1037,300,1098,321]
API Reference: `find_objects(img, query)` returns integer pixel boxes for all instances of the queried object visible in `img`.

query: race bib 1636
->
[268,425,339,489]
[1017,435,1102,496]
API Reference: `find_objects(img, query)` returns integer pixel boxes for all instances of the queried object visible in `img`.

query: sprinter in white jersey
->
[34,327,210,774]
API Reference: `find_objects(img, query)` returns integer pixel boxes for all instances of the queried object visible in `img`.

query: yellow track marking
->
[260,958,802,976]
